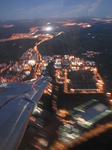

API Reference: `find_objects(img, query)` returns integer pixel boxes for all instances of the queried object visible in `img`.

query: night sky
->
[0,0,112,21]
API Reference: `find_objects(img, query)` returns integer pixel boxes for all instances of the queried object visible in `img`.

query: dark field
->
[0,39,40,63]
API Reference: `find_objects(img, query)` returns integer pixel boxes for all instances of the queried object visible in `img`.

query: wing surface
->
[0,76,51,150]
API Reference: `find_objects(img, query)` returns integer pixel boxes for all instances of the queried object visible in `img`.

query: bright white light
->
[28,60,36,66]
[24,71,30,75]
[46,26,52,31]
[47,22,51,25]
[87,24,91,27]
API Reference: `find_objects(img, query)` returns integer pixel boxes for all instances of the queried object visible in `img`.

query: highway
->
[0,31,53,83]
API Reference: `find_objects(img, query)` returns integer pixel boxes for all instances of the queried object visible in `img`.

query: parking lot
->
[68,70,97,91]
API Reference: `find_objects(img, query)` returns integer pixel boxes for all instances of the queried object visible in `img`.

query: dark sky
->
[0,0,112,21]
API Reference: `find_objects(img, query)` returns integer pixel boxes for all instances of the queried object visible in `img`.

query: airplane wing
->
[0,76,51,150]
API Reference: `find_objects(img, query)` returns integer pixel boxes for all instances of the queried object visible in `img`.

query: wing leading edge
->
[0,76,51,150]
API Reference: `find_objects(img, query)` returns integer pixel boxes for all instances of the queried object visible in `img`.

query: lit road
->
[0,27,54,83]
